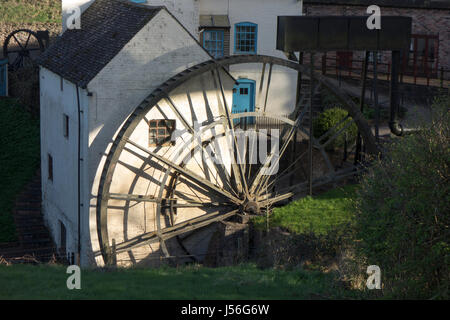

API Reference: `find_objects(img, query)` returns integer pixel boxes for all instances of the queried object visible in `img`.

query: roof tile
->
[38,0,162,87]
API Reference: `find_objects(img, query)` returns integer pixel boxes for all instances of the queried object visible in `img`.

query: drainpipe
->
[388,51,423,136]
[389,50,421,136]
[389,51,404,136]
[76,85,82,266]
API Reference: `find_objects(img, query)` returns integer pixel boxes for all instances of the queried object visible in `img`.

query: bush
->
[0,99,40,242]
[313,107,358,150]
[355,96,450,299]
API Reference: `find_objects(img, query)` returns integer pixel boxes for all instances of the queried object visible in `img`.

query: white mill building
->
[39,0,305,266]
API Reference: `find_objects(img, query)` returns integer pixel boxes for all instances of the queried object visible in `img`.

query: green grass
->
[253,185,357,236]
[0,99,40,242]
[0,264,364,299]
[0,0,61,24]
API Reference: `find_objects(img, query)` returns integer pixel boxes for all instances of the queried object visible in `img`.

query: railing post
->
[387,63,391,82]
[322,53,326,75]
[111,238,117,267]
[308,53,315,196]
[355,51,369,166]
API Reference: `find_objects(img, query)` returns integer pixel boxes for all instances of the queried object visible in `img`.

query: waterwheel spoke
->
[214,68,249,196]
[175,130,239,198]
[23,32,32,50]
[11,55,23,69]
[256,62,266,110]
[125,139,242,204]
[96,55,378,264]
[316,115,351,143]
[114,209,239,254]
[203,141,239,197]
[106,192,230,209]
[263,149,309,192]
[12,34,25,51]
[263,63,273,112]
[250,83,321,195]
[321,118,356,149]
[164,96,195,134]
[260,166,365,207]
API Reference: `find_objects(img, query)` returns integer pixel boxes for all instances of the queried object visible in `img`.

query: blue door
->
[0,59,7,97]
[232,79,255,125]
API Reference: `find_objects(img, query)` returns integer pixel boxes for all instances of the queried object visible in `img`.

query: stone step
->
[21,238,53,248]
[3,170,57,263]
[15,208,42,215]
[14,216,45,225]
[15,204,41,211]
[0,247,57,262]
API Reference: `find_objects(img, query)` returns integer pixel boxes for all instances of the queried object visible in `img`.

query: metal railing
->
[319,55,450,89]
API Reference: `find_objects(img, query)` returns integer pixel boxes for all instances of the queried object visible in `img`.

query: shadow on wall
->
[88,48,229,265]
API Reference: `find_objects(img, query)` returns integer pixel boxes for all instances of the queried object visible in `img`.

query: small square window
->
[240,88,249,95]
[149,119,176,147]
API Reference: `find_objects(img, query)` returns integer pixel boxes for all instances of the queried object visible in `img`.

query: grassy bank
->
[253,184,357,236]
[0,99,40,242]
[0,0,61,24]
[0,263,364,299]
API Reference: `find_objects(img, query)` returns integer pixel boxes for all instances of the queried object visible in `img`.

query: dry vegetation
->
[0,0,62,55]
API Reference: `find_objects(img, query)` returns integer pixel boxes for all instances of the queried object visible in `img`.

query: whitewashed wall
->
[147,0,200,38]
[86,9,219,266]
[62,0,200,37]
[50,0,305,266]
[199,0,303,114]
[39,67,89,260]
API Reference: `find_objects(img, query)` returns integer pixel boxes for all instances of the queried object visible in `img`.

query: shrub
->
[313,107,358,150]
[355,96,450,299]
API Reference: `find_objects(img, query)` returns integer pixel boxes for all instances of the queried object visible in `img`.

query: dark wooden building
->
[303,0,450,80]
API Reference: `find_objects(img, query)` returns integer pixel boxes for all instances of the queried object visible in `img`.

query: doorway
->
[232,79,255,125]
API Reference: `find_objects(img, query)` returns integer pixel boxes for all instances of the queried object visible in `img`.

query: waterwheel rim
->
[96,55,379,265]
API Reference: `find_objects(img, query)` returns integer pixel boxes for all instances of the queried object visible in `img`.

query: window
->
[60,76,63,91]
[203,30,224,58]
[235,22,257,54]
[149,119,176,147]
[48,154,53,181]
[403,34,439,76]
[368,51,382,63]
[63,114,69,138]
[240,87,249,95]
[60,220,67,257]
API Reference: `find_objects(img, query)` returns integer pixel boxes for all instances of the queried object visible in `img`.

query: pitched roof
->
[199,15,231,28]
[37,0,163,88]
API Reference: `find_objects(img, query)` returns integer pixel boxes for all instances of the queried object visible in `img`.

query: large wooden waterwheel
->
[96,55,378,266]
[2,29,45,71]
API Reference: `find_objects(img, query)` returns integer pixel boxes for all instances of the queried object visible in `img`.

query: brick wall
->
[304,4,450,77]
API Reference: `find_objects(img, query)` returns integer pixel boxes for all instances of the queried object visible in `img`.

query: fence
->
[320,54,450,89]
